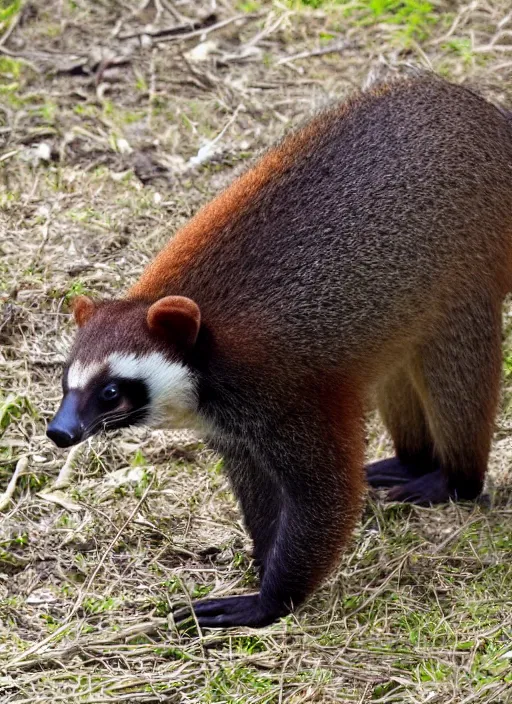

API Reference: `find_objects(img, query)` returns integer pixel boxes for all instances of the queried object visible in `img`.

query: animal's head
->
[46,295,201,448]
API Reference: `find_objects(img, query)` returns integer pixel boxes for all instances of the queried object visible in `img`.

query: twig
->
[474,44,512,53]
[498,10,512,28]
[277,40,349,66]
[65,473,156,624]
[118,11,216,40]
[148,47,157,131]
[6,619,169,672]
[245,10,290,49]
[5,621,72,670]
[157,0,184,23]
[0,149,19,163]
[51,441,85,490]
[179,47,216,90]
[493,60,512,71]
[0,46,40,73]
[187,103,244,167]
[429,3,471,46]
[120,13,256,44]
[0,6,21,48]
[0,455,28,511]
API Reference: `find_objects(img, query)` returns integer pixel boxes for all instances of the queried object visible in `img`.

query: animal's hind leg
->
[384,298,502,505]
[366,366,437,489]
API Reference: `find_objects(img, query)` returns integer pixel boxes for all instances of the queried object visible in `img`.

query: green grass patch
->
[0,0,21,25]
[0,394,36,435]
[287,0,440,43]
[82,595,123,615]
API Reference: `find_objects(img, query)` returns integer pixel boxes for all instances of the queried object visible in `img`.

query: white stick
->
[52,442,84,490]
[0,455,29,512]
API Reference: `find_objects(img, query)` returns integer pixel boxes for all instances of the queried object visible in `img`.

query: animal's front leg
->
[172,494,287,629]
[175,593,281,628]
[175,472,361,628]
[221,443,282,571]
[174,446,285,628]
[175,393,365,628]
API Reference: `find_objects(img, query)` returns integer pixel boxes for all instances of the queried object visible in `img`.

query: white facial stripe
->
[108,351,197,425]
[67,360,104,390]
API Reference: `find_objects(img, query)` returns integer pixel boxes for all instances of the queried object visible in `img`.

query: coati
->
[47,76,512,628]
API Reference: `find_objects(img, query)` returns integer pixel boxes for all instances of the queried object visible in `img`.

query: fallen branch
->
[277,40,350,66]
[0,455,28,512]
[120,13,257,45]
[5,619,169,672]
[51,440,85,490]
[118,12,217,40]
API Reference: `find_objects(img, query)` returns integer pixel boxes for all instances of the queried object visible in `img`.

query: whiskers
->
[79,401,196,443]
[81,404,152,440]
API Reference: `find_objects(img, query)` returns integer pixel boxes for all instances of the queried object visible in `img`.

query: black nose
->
[47,392,83,448]
[46,424,81,448]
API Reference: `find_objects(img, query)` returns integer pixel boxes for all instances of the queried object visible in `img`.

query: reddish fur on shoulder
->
[147,295,201,348]
[72,295,96,328]
[127,90,379,301]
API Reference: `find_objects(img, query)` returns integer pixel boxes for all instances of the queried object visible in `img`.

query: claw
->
[174,593,283,629]
[366,457,429,488]
[385,469,451,505]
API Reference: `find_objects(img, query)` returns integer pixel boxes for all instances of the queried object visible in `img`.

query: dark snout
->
[47,392,83,448]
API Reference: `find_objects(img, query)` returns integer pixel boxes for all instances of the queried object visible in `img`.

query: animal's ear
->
[72,295,96,327]
[147,296,201,348]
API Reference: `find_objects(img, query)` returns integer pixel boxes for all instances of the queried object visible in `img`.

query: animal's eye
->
[100,382,120,403]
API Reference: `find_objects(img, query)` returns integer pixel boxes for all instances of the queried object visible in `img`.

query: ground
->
[1,1,512,702]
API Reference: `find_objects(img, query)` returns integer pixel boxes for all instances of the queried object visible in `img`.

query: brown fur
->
[303,375,366,594]
[127,87,391,302]
[72,295,96,328]
[50,75,512,627]
[147,296,201,348]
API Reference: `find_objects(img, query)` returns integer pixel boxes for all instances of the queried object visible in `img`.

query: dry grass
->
[1,0,512,701]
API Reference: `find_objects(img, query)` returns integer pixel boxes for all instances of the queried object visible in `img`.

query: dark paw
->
[173,594,283,629]
[385,468,451,505]
[366,457,427,488]
[368,459,483,505]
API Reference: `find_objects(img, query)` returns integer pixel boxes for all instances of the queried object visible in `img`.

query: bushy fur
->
[53,76,512,627]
